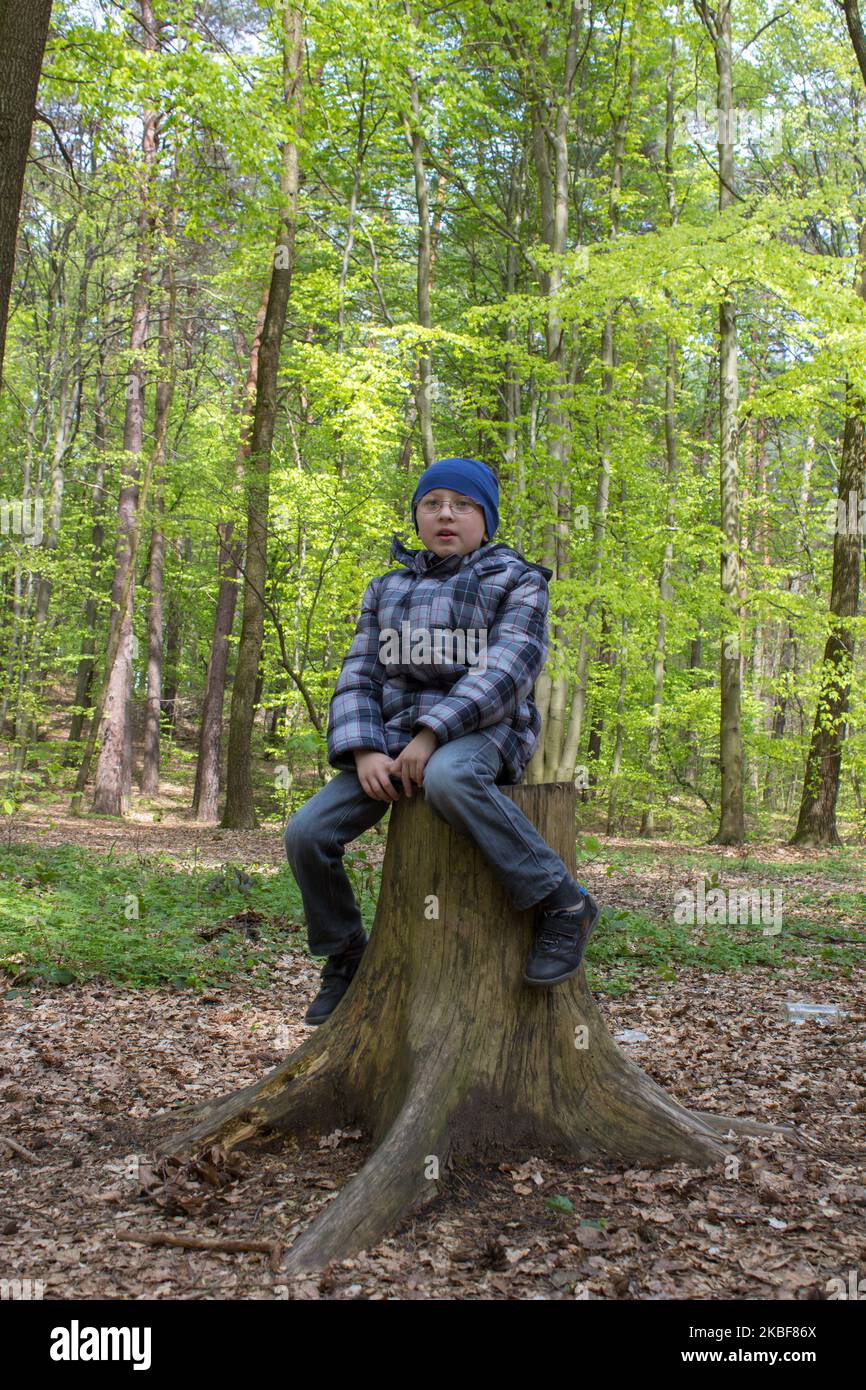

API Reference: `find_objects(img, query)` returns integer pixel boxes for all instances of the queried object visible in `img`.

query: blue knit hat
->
[411,457,499,540]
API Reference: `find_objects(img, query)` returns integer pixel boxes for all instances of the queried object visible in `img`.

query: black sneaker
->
[304,932,367,1025]
[523,893,599,986]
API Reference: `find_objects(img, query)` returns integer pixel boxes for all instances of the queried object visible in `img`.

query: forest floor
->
[0,792,864,1300]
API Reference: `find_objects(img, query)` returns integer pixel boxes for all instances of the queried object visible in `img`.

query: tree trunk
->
[160,535,182,733]
[606,623,628,836]
[141,202,177,796]
[747,410,769,799]
[763,434,814,807]
[13,222,85,762]
[222,4,303,829]
[91,0,160,815]
[501,136,528,552]
[265,704,285,753]
[192,290,268,822]
[641,38,680,837]
[67,335,109,754]
[694,0,745,844]
[641,332,678,836]
[158,782,786,1275]
[523,1,588,783]
[791,400,866,843]
[684,362,716,784]
[791,0,866,844]
[402,9,436,469]
[606,483,629,834]
[0,0,53,388]
[585,608,613,794]
[536,9,638,784]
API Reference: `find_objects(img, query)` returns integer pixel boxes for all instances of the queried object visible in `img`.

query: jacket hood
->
[389,533,553,582]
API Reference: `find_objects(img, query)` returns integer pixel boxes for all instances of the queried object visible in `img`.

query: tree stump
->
[160,782,784,1275]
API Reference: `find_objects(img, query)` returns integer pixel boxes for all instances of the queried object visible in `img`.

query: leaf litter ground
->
[0,807,864,1300]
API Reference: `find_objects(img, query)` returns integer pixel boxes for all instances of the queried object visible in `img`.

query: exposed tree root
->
[282,1041,458,1275]
[692,1111,802,1141]
[160,1027,340,1159]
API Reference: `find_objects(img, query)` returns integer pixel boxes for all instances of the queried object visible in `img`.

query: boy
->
[284,457,599,1025]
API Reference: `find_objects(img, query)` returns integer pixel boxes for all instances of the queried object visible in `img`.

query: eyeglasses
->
[418,497,481,515]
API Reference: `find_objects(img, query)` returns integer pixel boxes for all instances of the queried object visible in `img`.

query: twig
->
[33,109,81,186]
[116,1229,283,1273]
[0,1134,41,1163]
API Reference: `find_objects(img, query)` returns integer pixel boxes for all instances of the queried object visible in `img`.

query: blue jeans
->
[283,732,583,958]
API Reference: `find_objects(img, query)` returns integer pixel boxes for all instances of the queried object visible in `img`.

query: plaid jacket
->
[326,534,553,785]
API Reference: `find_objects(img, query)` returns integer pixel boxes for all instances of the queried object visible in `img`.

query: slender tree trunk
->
[748,409,769,799]
[160,535,183,732]
[15,220,89,760]
[501,138,528,552]
[336,61,367,355]
[265,704,285,752]
[607,633,628,834]
[685,362,717,783]
[534,11,638,783]
[0,0,53,388]
[222,6,304,829]
[393,142,446,474]
[402,5,436,467]
[641,38,681,835]
[694,0,745,844]
[91,0,160,815]
[192,290,268,821]
[67,245,112,754]
[640,340,678,835]
[141,203,177,796]
[763,434,814,807]
[585,609,613,794]
[522,1,587,784]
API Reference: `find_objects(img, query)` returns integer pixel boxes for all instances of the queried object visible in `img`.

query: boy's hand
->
[389,728,438,798]
[354,749,402,802]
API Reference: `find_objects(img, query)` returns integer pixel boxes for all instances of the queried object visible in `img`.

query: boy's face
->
[415,488,488,558]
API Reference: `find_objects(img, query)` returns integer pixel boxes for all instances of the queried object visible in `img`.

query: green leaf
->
[545,1194,574,1214]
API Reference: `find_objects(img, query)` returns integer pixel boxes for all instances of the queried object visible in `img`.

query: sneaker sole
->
[522,905,599,986]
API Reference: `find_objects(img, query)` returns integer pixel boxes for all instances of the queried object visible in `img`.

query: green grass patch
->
[0,835,861,1000]
[585,904,861,997]
[0,841,307,992]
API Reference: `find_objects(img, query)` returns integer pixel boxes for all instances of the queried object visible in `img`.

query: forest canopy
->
[1,0,865,845]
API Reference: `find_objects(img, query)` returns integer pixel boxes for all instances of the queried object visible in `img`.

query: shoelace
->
[538,929,568,951]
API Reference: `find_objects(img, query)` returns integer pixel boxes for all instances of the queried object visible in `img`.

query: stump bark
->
[160,782,783,1274]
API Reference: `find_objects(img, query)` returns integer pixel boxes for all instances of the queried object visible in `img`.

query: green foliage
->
[0,832,860,1001]
[2,0,866,844]
[0,842,306,991]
